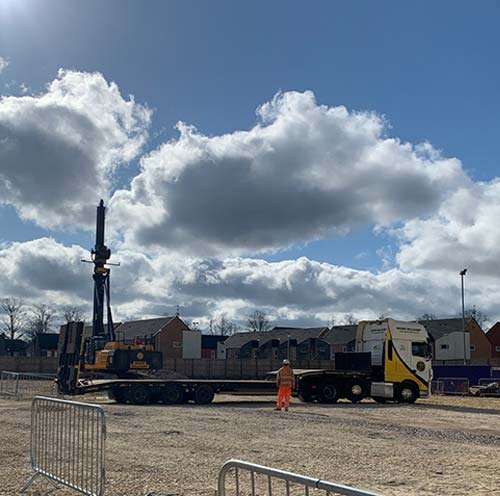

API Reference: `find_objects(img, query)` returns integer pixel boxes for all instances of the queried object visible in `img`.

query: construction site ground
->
[1,394,499,496]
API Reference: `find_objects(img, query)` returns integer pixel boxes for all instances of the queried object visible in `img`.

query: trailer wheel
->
[346,380,369,403]
[396,382,419,404]
[161,384,185,404]
[126,385,151,405]
[318,382,339,404]
[193,385,215,404]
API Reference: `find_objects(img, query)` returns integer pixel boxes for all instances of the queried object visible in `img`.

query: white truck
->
[296,318,432,404]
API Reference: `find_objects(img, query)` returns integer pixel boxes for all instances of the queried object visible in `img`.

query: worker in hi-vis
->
[275,359,295,411]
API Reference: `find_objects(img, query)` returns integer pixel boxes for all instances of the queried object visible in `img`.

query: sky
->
[0,0,499,331]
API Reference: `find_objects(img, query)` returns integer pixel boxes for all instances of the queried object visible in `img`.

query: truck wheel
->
[193,385,215,404]
[298,392,314,403]
[396,382,419,404]
[126,385,151,405]
[109,387,127,404]
[346,380,369,403]
[318,382,339,404]
[161,384,185,404]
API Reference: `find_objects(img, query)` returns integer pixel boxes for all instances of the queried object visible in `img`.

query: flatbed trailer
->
[71,368,373,405]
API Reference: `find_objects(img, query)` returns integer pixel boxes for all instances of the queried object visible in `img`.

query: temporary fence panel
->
[21,396,106,496]
[433,377,470,396]
[0,370,56,400]
[217,459,382,496]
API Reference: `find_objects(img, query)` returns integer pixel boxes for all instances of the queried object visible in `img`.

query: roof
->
[420,318,471,340]
[322,325,357,345]
[201,335,228,349]
[224,327,328,349]
[34,333,59,350]
[5,339,29,352]
[114,317,178,341]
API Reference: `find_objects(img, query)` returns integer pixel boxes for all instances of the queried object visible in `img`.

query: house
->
[486,322,500,359]
[322,325,357,358]
[421,318,492,364]
[1,338,29,356]
[201,335,228,359]
[113,316,196,359]
[0,333,5,355]
[222,327,329,360]
[28,333,59,357]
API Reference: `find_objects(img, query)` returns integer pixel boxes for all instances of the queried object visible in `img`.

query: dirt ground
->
[1,394,499,496]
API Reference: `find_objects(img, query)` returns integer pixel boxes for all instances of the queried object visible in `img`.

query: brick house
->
[487,322,500,359]
[114,316,192,359]
[422,318,492,364]
[201,335,228,359]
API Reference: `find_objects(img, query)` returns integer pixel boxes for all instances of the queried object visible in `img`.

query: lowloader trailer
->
[57,317,431,405]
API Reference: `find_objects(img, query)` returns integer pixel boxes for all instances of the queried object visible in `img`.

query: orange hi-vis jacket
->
[276,366,294,388]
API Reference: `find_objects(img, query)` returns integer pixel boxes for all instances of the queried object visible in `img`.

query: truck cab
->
[356,318,432,402]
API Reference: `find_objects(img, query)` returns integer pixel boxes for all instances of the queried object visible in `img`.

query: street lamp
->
[460,268,467,365]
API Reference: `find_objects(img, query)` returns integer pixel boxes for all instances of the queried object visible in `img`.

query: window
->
[470,345,476,352]
[412,342,431,358]
[440,344,449,350]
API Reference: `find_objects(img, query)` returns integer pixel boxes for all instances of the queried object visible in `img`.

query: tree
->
[0,298,26,354]
[247,310,271,332]
[213,314,238,336]
[344,314,356,325]
[62,305,84,323]
[465,306,488,328]
[27,304,56,337]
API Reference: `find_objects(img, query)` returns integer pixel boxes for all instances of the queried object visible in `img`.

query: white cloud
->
[0,56,9,74]
[0,70,151,229]
[111,90,467,256]
[3,237,497,329]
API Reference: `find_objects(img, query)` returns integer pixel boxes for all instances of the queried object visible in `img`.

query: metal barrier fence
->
[21,396,106,496]
[0,370,56,399]
[431,377,470,396]
[217,460,382,496]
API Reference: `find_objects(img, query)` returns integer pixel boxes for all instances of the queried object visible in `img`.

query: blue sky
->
[1,1,499,326]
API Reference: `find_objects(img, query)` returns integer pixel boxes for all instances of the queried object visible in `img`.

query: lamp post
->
[460,268,467,365]
[287,334,291,360]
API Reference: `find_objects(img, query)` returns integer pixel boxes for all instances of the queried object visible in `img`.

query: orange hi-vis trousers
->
[276,386,292,409]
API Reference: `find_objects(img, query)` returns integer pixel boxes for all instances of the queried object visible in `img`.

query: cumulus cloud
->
[0,70,151,228]
[0,56,9,74]
[397,179,500,278]
[111,90,466,255]
[3,236,496,329]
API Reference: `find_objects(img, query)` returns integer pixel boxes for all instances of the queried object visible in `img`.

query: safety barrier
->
[21,396,106,496]
[432,377,470,396]
[0,370,56,399]
[217,459,382,496]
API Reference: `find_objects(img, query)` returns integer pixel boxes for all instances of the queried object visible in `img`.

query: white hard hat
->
[283,359,290,365]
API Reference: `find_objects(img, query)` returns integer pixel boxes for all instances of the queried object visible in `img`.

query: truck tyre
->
[318,382,339,404]
[298,392,314,403]
[109,387,127,404]
[193,385,215,404]
[346,380,369,403]
[161,384,185,404]
[126,385,151,405]
[396,382,419,404]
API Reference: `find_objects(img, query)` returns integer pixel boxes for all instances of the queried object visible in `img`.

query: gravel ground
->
[1,394,499,496]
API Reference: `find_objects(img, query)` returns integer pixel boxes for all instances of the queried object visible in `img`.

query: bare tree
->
[344,314,356,325]
[27,304,56,337]
[1,298,26,354]
[62,305,84,323]
[465,306,488,328]
[247,310,270,332]
[213,314,238,336]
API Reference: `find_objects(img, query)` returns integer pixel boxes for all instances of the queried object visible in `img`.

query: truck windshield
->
[412,342,430,358]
